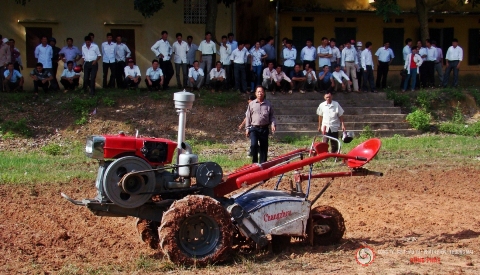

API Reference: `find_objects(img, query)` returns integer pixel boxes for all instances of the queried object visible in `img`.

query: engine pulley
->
[195,162,223,188]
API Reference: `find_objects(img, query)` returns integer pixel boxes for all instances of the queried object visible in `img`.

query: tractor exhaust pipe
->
[174,90,195,165]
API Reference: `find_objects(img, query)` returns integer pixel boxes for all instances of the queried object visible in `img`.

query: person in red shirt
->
[402,47,423,92]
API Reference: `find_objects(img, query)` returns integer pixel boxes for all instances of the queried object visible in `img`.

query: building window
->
[334,18,344,22]
[304,17,314,22]
[184,0,206,24]
[25,27,52,68]
[383,28,404,65]
[468,29,480,65]
[395,18,404,23]
[346,18,357,23]
[292,16,302,21]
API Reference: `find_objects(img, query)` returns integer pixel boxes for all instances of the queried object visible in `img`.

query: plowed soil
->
[1,165,479,274]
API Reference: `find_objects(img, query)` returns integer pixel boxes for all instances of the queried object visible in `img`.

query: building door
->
[25,27,52,68]
[334,27,356,46]
[111,29,136,61]
[430,27,454,65]
[292,27,314,64]
[383,28,404,65]
[468,29,480,65]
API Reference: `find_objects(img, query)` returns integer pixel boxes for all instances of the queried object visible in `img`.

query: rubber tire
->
[308,205,345,246]
[158,195,234,266]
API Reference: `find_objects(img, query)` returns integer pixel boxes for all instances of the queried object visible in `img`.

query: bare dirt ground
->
[1,165,479,274]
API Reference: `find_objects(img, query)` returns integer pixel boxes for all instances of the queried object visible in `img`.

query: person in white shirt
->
[102,33,117,88]
[188,60,204,90]
[124,58,141,88]
[332,65,352,93]
[443,38,463,88]
[355,41,364,91]
[272,66,293,94]
[417,40,428,88]
[114,34,131,88]
[329,38,341,73]
[282,40,296,78]
[303,63,317,92]
[361,42,376,93]
[60,61,80,92]
[262,61,276,93]
[317,37,332,71]
[316,92,346,153]
[209,61,226,92]
[186,36,198,68]
[375,41,395,89]
[151,31,173,89]
[403,47,423,92]
[172,33,190,88]
[341,41,359,92]
[218,35,232,89]
[198,32,216,86]
[300,38,316,70]
[249,41,267,91]
[431,40,444,85]
[231,41,251,93]
[401,38,413,89]
[81,35,101,95]
[35,36,53,70]
[423,39,438,87]
[145,59,164,91]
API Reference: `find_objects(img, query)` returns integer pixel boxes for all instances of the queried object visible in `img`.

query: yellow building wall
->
[279,11,480,72]
[1,0,232,90]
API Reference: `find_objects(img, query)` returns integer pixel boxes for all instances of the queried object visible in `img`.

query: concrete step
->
[275,107,402,116]
[267,91,388,101]
[270,99,394,107]
[274,129,421,139]
[276,114,408,123]
[277,122,412,131]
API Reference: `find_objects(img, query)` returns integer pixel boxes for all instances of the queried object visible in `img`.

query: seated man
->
[30,62,53,100]
[318,65,333,93]
[3,62,24,92]
[303,63,317,92]
[209,61,226,93]
[331,65,352,93]
[188,60,204,91]
[60,61,80,92]
[290,64,306,94]
[145,59,164,91]
[262,61,276,93]
[124,58,141,89]
[271,65,293,94]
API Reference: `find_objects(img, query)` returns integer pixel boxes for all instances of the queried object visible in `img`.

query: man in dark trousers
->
[245,86,276,164]
[151,31,174,90]
[317,92,346,153]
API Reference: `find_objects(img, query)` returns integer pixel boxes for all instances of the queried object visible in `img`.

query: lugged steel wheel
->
[307,205,345,246]
[158,195,234,266]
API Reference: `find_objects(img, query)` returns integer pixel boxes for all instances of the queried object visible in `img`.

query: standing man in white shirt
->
[124,58,141,89]
[401,38,413,89]
[102,33,116,89]
[361,42,376,93]
[282,40,296,79]
[81,35,101,96]
[198,32,216,86]
[219,35,232,89]
[417,40,428,88]
[35,36,53,75]
[172,33,190,89]
[114,34,131,89]
[186,36,198,70]
[188,60,204,91]
[317,92,346,153]
[145,59,164,91]
[317,37,332,72]
[151,31,173,90]
[0,35,12,92]
[443,38,463,88]
[341,41,359,92]
[209,61,226,93]
[329,38,341,73]
[300,38,316,70]
[332,65,352,93]
[231,41,251,94]
[375,41,395,89]
[432,40,444,86]
[424,39,437,88]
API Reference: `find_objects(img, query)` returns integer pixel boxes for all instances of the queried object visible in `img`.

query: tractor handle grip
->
[356,156,368,161]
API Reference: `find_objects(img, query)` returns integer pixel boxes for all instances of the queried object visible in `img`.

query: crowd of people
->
[0,30,464,98]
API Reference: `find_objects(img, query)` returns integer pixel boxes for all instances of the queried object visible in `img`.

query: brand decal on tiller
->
[264,210,292,222]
